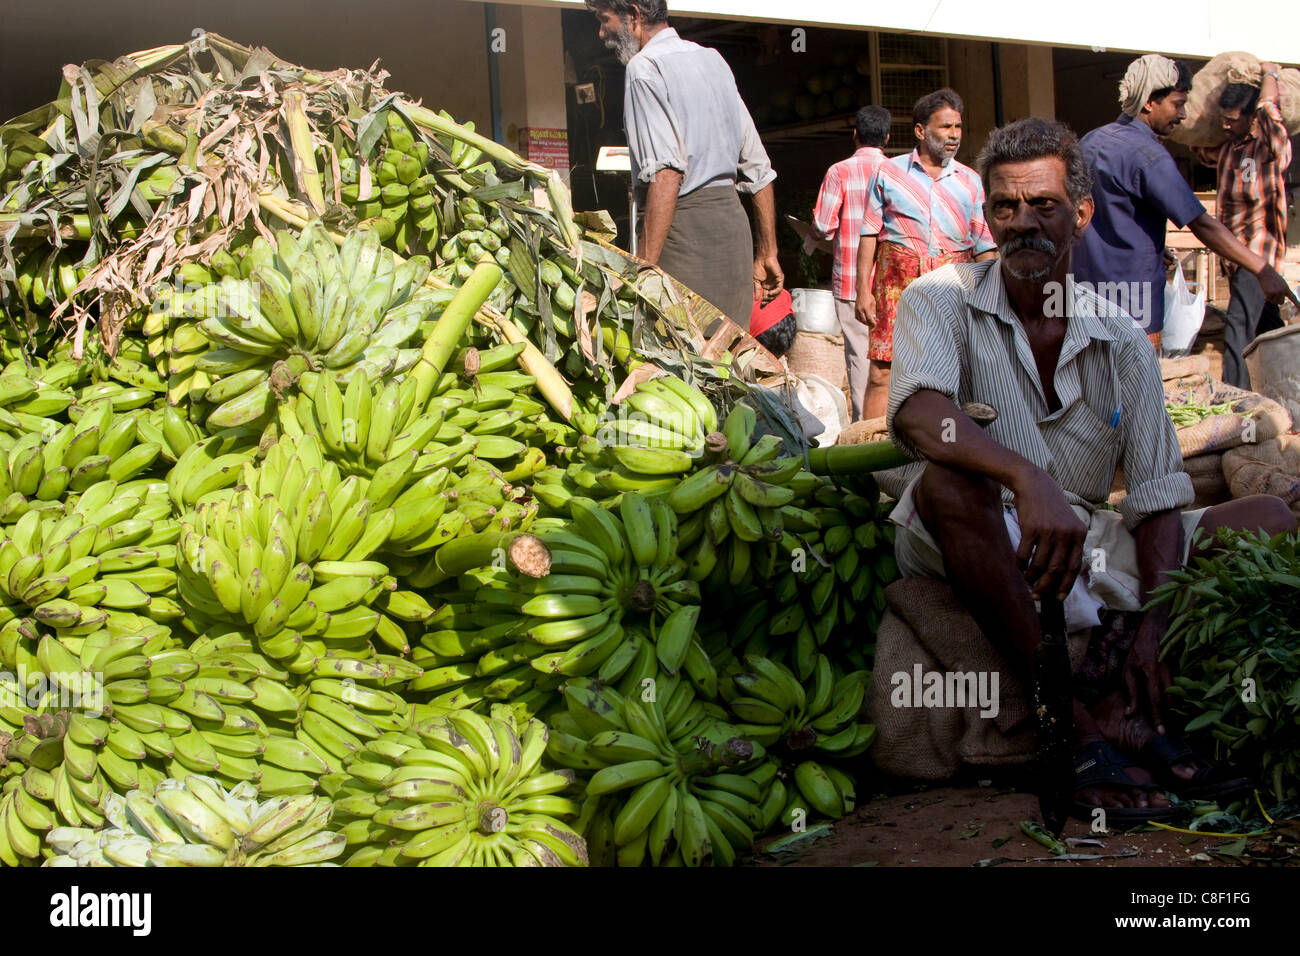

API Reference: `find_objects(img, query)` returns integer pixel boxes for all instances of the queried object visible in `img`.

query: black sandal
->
[1142,733,1253,802]
[1070,739,1184,827]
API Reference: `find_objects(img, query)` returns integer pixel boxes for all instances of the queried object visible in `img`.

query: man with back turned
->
[587,0,783,331]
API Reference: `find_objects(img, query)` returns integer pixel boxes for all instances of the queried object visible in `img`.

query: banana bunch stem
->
[413,258,503,410]
[808,402,997,476]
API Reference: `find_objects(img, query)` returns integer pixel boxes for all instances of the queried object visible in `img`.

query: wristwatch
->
[1266,71,1281,80]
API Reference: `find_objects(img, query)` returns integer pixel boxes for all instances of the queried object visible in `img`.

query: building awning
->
[504,0,1300,63]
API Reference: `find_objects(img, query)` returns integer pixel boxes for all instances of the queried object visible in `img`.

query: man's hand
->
[854,293,877,327]
[1123,612,1171,736]
[1258,263,1300,310]
[754,254,783,305]
[1011,469,1088,602]
[1162,247,1178,269]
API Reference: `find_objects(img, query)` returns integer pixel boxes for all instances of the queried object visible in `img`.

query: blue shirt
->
[1072,114,1205,333]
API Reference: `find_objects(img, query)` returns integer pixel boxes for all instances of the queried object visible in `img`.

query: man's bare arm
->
[1187,212,1300,308]
[750,183,783,303]
[974,250,997,262]
[895,388,1087,600]
[640,169,682,266]
[854,235,877,326]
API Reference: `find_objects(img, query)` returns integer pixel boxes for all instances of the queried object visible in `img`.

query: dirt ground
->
[752,781,1289,867]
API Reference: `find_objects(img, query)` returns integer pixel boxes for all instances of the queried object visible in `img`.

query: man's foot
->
[1141,734,1254,802]
[1089,690,1231,795]
[1070,739,1183,826]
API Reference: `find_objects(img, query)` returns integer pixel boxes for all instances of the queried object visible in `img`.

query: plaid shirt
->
[1216,99,1292,273]
[811,146,887,300]
[861,150,997,257]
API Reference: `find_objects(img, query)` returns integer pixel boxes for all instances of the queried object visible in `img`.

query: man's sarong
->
[870,241,974,362]
[657,185,753,334]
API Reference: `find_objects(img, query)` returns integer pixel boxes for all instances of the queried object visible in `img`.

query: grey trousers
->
[836,297,871,421]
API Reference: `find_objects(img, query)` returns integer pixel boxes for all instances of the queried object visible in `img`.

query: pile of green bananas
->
[147,222,445,420]
[42,775,344,866]
[546,674,769,867]
[331,706,586,866]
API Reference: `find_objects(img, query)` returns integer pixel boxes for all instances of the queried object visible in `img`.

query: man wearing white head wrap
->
[1073,54,1295,348]
[1118,54,1182,118]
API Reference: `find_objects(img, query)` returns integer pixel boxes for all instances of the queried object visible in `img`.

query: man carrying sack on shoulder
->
[1203,64,1300,388]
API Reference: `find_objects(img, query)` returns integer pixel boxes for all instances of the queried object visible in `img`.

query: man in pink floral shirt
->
[809,106,892,421]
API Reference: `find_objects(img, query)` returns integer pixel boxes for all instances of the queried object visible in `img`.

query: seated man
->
[885,117,1297,822]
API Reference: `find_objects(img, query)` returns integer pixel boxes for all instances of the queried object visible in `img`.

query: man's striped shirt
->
[886,260,1193,531]
[860,150,996,257]
[810,146,888,300]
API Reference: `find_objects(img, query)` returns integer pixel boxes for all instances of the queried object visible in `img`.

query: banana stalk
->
[807,441,911,477]
[412,257,503,409]
[808,402,997,475]
[281,91,326,214]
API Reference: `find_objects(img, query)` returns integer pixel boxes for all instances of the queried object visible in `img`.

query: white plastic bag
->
[1162,261,1206,353]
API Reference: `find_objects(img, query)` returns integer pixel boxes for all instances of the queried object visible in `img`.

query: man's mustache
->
[1001,236,1057,257]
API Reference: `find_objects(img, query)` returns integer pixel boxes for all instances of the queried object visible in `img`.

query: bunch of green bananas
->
[331,706,586,866]
[41,776,344,866]
[0,710,124,864]
[175,434,426,667]
[546,674,768,867]
[154,222,444,423]
[0,478,179,634]
[433,195,514,278]
[541,377,715,502]
[0,614,379,833]
[410,493,713,719]
[0,399,163,515]
[331,110,446,257]
[3,246,89,317]
[734,480,899,678]
[718,654,874,761]
[283,363,546,548]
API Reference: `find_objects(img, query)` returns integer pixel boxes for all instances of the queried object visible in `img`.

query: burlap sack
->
[785,331,847,390]
[1167,381,1292,458]
[1160,354,1211,384]
[1183,452,1228,506]
[1222,436,1300,514]
[1170,53,1300,148]
[836,415,889,445]
[867,577,1089,780]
